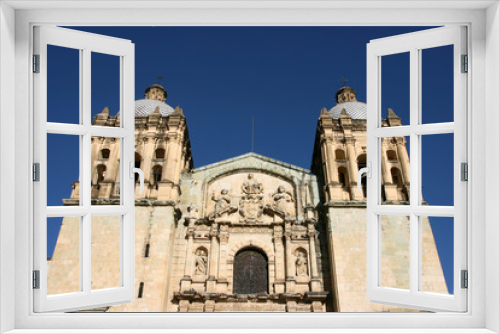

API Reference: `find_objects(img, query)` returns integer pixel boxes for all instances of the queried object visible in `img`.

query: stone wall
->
[47,206,178,312]
[326,206,448,312]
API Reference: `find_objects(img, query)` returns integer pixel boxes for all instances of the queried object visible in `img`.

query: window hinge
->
[33,270,40,289]
[33,163,40,182]
[33,54,40,73]
[461,270,468,289]
[461,54,468,73]
[461,162,468,181]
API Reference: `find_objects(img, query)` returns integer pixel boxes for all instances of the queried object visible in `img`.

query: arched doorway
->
[233,248,268,294]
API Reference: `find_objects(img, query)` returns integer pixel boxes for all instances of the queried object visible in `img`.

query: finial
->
[101,106,109,115]
[173,106,184,116]
[339,77,349,87]
[387,108,399,118]
[339,108,351,118]
[157,75,164,84]
[320,107,330,118]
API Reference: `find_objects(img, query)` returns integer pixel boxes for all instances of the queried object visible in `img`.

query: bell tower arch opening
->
[232,248,268,294]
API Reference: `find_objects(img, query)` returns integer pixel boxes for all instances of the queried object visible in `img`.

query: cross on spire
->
[339,77,349,87]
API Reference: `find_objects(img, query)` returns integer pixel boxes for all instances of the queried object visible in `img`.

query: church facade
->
[46,84,448,312]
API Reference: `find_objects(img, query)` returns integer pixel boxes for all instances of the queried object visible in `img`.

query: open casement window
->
[33,26,137,312]
[365,26,467,312]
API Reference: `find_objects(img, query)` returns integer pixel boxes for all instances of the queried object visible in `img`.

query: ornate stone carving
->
[241,173,263,195]
[239,174,264,223]
[209,189,237,219]
[264,185,294,220]
[295,250,308,276]
[194,248,208,276]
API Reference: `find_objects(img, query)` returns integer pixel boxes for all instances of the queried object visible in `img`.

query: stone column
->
[345,138,361,200]
[159,108,185,201]
[180,223,195,292]
[217,224,229,293]
[104,140,120,182]
[183,234,194,276]
[284,223,296,292]
[273,225,285,294]
[207,223,218,292]
[396,137,411,184]
[380,141,393,183]
[308,223,321,292]
[322,137,343,201]
[381,139,398,202]
[141,137,155,185]
[308,231,318,278]
[323,138,339,184]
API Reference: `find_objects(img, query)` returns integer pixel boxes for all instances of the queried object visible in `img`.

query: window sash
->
[33,25,136,313]
[366,26,468,312]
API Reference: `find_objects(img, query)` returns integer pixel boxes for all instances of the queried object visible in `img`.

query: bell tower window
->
[152,165,162,189]
[135,152,142,182]
[155,148,165,159]
[100,149,110,159]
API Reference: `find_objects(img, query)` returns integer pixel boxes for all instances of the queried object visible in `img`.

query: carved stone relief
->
[239,174,264,223]
[206,173,296,225]
[209,189,237,219]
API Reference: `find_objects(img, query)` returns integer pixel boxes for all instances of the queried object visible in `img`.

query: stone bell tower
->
[49,84,194,311]
[311,86,447,312]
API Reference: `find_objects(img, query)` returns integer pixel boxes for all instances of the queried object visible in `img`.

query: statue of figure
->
[242,174,263,195]
[194,249,208,275]
[296,251,308,276]
[213,189,231,213]
[272,186,294,216]
[209,189,237,219]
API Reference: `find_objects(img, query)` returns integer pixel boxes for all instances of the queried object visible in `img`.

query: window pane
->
[47,45,80,124]
[91,52,121,127]
[91,215,121,290]
[421,216,453,295]
[380,215,410,290]
[381,52,410,127]
[421,45,454,124]
[91,137,121,205]
[381,136,410,204]
[421,133,454,206]
[47,133,80,206]
[47,216,80,295]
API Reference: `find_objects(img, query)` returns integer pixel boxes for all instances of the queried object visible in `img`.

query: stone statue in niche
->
[239,174,264,223]
[296,250,308,276]
[194,248,208,276]
[209,189,237,219]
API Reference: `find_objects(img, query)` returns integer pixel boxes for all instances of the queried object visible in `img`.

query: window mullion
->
[81,47,92,295]
[409,47,420,295]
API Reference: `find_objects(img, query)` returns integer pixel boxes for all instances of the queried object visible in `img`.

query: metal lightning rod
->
[251,115,255,153]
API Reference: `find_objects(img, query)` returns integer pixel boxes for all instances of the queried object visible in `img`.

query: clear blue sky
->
[46,26,455,294]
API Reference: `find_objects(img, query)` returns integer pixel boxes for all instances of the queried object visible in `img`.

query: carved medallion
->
[239,174,264,223]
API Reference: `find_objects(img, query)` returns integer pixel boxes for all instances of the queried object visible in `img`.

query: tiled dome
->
[328,101,367,120]
[135,99,175,117]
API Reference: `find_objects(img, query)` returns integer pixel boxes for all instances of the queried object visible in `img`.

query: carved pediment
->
[206,172,296,225]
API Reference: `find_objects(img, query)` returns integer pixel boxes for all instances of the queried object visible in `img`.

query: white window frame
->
[0,1,498,333]
[32,26,136,313]
[366,26,467,312]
